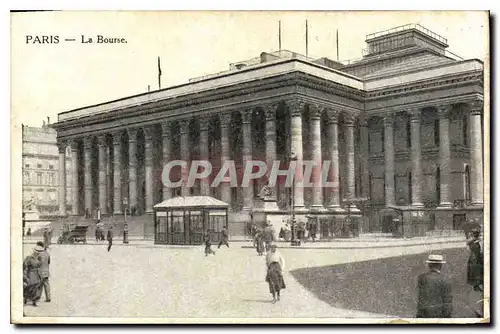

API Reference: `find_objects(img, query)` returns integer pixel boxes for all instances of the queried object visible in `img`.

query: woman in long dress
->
[265,244,286,303]
[23,244,44,306]
[467,229,483,292]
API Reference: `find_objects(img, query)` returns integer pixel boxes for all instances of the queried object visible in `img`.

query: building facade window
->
[36,172,42,185]
[464,165,471,201]
[434,119,440,146]
[463,114,468,146]
[49,173,55,186]
[23,172,30,184]
[49,165,54,170]
[37,164,42,169]
[436,167,441,204]
[408,172,412,204]
[406,117,411,148]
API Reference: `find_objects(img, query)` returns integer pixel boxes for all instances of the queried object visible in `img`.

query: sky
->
[10,11,489,127]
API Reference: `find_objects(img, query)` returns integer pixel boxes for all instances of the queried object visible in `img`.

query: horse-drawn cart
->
[57,223,90,244]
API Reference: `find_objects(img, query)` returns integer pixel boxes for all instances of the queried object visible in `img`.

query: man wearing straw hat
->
[416,254,453,318]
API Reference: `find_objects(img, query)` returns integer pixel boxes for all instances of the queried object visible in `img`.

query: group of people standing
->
[23,241,51,307]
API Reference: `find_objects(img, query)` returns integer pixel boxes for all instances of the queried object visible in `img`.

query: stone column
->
[359,115,370,199]
[199,117,211,196]
[325,109,341,210]
[161,121,173,200]
[437,105,453,207]
[70,140,79,215]
[409,109,423,207]
[383,114,396,207]
[106,145,113,214]
[219,113,232,206]
[264,104,278,187]
[128,128,138,211]
[309,104,323,211]
[344,113,357,202]
[179,119,191,197]
[144,126,155,213]
[83,136,93,215]
[469,101,484,206]
[97,135,108,215]
[112,132,123,214]
[57,141,67,216]
[241,109,253,211]
[288,100,306,210]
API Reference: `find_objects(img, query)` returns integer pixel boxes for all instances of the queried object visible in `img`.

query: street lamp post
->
[289,153,300,246]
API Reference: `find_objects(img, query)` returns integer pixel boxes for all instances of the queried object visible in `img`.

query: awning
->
[154,196,229,210]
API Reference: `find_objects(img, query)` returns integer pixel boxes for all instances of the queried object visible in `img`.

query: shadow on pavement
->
[290,247,482,318]
[241,299,274,304]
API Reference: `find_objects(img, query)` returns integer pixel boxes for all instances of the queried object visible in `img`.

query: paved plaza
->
[22,241,473,319]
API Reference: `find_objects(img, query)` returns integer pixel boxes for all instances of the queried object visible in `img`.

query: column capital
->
[111,131,122,145]
[179,119,191,134]
[437,105,453,119]
[143,126,155,140]
[161,121,171,136]
[358,114,368,127]
[263,104,278,120]
[287,99,306,117]
[57,140,67,153]
[83,136,93,149]
[408,108,422,121]
[343,112,357,126]
[468,100,483,115]
[127,128,138,142]
[383,112,395,125]
[199,117,210,131]
[70,138,80,151]
[219,113,232,128]
[324,108,339,124]
[97,134,107,147]
[240,109,253,124]
[308,104,322,120]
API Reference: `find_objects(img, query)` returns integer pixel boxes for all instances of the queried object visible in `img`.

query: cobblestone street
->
[22,241,467,319]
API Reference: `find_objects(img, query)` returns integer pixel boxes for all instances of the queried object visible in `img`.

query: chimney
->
[42,120,46,127]
[47,116,50,125]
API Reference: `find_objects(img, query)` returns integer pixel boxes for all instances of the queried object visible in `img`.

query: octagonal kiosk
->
[153,196,229,245]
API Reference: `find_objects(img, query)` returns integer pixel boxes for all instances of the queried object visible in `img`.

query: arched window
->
[465,165,471,201]
[436,167,441,204]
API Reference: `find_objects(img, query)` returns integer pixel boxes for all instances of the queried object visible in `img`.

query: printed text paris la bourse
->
[25,35,127,44]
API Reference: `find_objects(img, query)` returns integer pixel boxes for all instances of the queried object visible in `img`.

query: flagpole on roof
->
[278,20,282,51]
[157,56,162,90]
[336,29,339,61]
[305,19,309,58]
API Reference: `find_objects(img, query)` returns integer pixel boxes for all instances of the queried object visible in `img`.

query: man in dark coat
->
[416,254,453,318]
[37,241,51,302]
[218,227,229,249]
[106,226,113,252]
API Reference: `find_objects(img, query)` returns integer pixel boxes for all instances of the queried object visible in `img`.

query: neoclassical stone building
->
[52,24,485,236]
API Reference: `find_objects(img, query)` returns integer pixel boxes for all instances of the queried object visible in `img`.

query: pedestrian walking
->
[23,243,44,306]
[106,226,113,252]
[416,254,452,318]
[467,229,483,292]
[218,227,229,249]
[37,241,51,302]
[204,232,216,256]
[43,228,50,249]
[255,229,265,256]
[265,244,286,304]
[263,222,275,252]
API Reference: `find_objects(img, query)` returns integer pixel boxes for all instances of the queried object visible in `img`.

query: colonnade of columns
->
[56,99,484,217]
[381,101,484,208]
